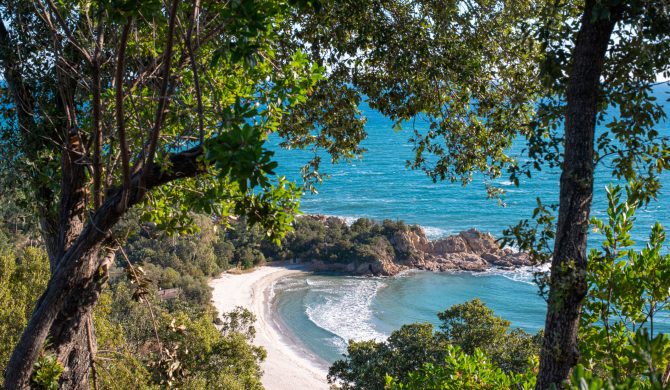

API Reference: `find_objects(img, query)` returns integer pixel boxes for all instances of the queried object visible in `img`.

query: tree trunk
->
[535,2,622,389]
[4,147,203,390]
[53,313,93,390]
[49,252,114,389]
[49,250,112,389]
[2,15,102,390]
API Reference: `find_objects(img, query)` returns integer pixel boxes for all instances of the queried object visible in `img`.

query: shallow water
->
[273,270,549,363]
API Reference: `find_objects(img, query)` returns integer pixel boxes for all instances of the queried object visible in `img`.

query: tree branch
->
[185,0,205,144]
[43,0,93,64]
[115,22,132,212]
[4,145,205,389]
[142,0,181,182]
[92,15,105,209]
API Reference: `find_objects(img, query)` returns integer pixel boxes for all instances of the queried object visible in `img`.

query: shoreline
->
[210,264,330,390]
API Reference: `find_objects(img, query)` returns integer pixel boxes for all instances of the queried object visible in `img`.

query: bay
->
[268,85,670,364]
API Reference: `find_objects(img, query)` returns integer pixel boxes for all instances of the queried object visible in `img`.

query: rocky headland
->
[286,215,531,276]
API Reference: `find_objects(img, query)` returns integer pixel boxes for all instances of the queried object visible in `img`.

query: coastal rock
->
[391,227,432,255]
[430,235,470,254]
[459,229,500,254]
[300,215,532,276]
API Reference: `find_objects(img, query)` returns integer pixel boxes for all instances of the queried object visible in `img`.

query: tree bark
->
[53,313,94,390]
[4,146,204,390]
[535,2,623,389]
[49,251,115,389]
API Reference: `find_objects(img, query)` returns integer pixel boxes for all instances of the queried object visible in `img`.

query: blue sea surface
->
[268,85,670,364]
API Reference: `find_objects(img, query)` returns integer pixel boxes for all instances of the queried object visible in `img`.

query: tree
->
[328,299,540,390]
[533,3,669,387]
[290,1,670,387]
[0,0,362,387]
[385,345,537,390]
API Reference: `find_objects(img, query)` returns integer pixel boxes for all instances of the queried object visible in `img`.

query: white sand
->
[210,265,330,390]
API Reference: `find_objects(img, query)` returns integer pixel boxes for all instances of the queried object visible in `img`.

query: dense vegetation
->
[127,214,417,278]
[0,217,266,390]
[263,217,413,265]
[328,299,542,389]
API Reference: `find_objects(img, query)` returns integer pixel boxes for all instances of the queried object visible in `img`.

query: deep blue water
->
[270,86,670,246]
[269,85,670,364]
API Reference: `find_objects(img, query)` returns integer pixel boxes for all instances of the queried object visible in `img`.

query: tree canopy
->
[2,0,670,388]
[0,0,363,387]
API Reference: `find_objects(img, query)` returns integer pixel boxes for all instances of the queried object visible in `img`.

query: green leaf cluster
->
[0,244,50,386]
[328,299,540,390]
[385,345,537,390]
[579,184,670,385]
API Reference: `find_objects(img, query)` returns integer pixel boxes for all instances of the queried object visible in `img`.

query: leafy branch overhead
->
[0,0,357,387]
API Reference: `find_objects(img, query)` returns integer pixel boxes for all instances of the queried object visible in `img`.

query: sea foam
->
[304,277,388,352]
[474,263,551,285]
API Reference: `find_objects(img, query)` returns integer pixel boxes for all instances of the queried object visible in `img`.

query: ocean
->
[267,85,670,365]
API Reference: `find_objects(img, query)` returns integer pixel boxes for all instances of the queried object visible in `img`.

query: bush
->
[578,185,670,386]
[0,246,50,383]
[437,298,541,373]
[386,345,537,390]
[328,299,540,390]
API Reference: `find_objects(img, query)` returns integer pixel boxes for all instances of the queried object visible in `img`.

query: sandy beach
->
[210,265,330,390]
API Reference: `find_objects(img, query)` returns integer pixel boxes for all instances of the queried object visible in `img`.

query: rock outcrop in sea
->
[300,215,532,276]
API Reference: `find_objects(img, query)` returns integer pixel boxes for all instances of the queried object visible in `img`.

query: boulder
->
[431,235,470,254]
[458,228,499,255]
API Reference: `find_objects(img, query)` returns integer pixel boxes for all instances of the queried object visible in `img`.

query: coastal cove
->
[209,264,549,388]
[216,86,670,387]
[271,268,548,364]
[209,214,552,387]
[212,262,670,388]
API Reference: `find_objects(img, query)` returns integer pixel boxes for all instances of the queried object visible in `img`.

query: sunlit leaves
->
[386,345,537,390]
[205,124,277,192]
[580,184,670,384]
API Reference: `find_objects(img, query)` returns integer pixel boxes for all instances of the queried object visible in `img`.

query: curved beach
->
[210,265,329,390]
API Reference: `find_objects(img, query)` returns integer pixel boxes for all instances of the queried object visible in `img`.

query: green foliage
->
[579,184,670,386]
[437,298,541,373]
[0,245,50,383]
[262,216,413,266]
[123,215,223,306]
[286,1,665,200]
[31,354,64,390]
[385,345,537,390]
[329,323,449,390]
[220,306,258,339]
[569,359,669,390]
[289,0,543,190]
[0,213,268,389]
[0,0,358,246]
[92,280,266,390]
[328,299,540,390]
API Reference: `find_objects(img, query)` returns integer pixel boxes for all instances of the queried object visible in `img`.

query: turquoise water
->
[268,85,670,364]
[273,271,547,363]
